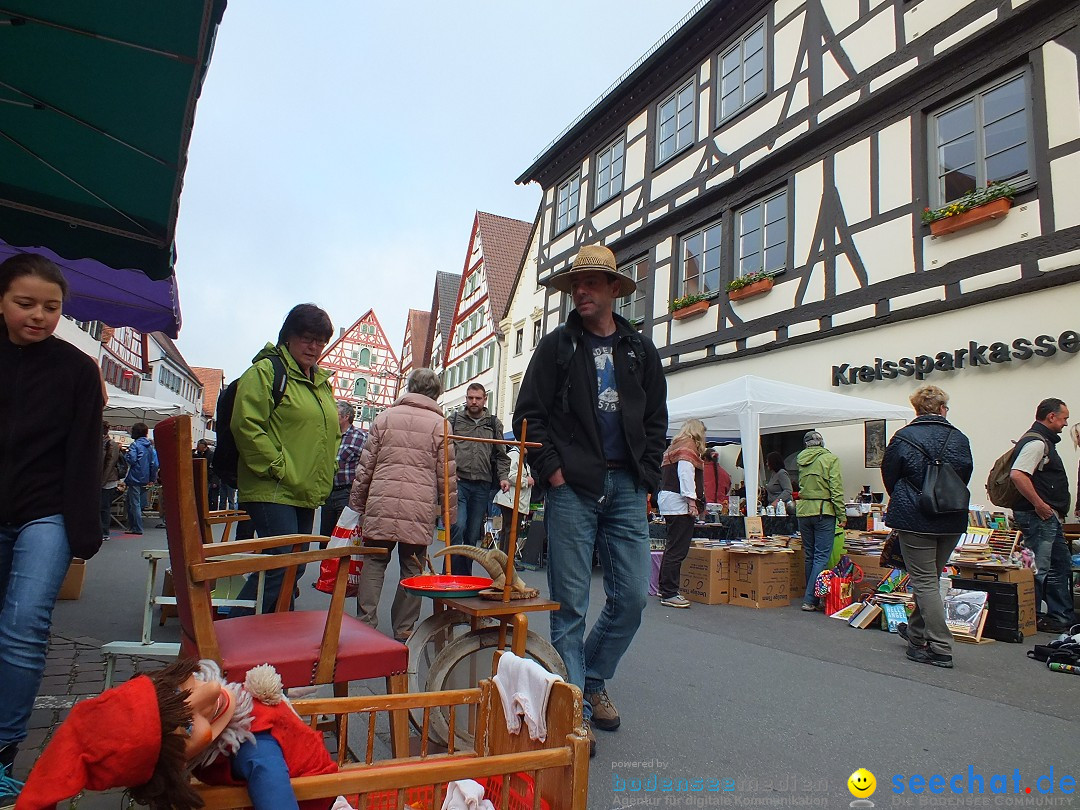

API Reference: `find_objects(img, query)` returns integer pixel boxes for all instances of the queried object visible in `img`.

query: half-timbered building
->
[319,310,400,430]
[496,213,544,433]
[399,308,432,388]
[516,0,1080,493]
[428,271,462,386]
[441,212,532,414]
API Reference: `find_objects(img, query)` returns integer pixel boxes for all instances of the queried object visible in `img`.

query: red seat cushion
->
[183,611,408,687]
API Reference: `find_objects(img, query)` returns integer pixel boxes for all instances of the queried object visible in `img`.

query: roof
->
[403,308,432,369]
[499,204,542,321]
[150,331,200,382]
[191,366,224,418]
[433,271,461,360]
[474,211,532,327]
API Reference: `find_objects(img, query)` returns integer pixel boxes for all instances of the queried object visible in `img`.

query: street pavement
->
[29,524,1080,809]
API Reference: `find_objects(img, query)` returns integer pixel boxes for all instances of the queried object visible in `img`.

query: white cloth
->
[657,460,696,515]
[440,779,495,810]
[492,651,563,742]
[493,448,532,512]
[331,798,357,810]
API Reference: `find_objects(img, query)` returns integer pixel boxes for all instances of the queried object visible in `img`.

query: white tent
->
[103,391,185,428]
[666,375,912,514]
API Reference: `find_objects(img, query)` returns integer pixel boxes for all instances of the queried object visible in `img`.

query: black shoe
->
[905,646,953,668]
[1037,617,1071,634]
[897,622,927,649]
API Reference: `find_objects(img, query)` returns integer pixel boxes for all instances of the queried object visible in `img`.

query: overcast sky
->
[173,0,701,381]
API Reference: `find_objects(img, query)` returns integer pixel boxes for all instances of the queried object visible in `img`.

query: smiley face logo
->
[847,768,876,798]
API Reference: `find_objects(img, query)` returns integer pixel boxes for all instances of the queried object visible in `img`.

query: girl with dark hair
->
[764,451,793,511]
[231,303,340,613]
[0,254,104,806]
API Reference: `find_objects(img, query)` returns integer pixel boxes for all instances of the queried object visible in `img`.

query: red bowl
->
[399,575,494,598]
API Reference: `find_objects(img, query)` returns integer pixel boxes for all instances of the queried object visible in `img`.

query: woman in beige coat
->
[349,368,457,641]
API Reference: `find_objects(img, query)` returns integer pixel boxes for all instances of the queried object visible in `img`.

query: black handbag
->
[879,529,906,569]
[894,428,970,516]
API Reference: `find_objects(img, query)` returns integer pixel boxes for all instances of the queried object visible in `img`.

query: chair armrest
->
[191,545,377,582]
[207,534,325,555]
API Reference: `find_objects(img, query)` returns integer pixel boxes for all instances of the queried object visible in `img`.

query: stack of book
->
[844,533,886,556]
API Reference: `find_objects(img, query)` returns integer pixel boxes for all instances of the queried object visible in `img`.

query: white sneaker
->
[659,594,691,608]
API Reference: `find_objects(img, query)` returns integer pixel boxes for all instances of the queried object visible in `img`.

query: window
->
[930,72,1031,206]
[556,174,580,234]
[615,257,650,324]
[560,293,573,323]
[354,378,367,398]
[532,320,542,347]
[511,379,521,410]
[514,328,524,356]
[737,191,787,277]
[719,20,766,123]
[657,80,695,164]
[679,220,723,297]
[595,137,625,206]
[358,347,371,367]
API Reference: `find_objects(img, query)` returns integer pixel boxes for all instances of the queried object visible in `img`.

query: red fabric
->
[182,611,408,687]
[17,676,161,810]
[704,461,731,503]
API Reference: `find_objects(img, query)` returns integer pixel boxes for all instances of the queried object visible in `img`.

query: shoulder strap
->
[895,426,953,463]
[268,354,287,408]
[554,326,578,413]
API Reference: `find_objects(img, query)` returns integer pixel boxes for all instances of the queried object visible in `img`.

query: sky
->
[172,0,702,382]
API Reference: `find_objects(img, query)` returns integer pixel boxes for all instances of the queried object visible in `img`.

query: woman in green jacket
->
[231,304,339,613]
[795,430,846,612]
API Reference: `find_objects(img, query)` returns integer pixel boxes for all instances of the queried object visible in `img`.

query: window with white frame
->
[679,220,723,297]
[595,137,625,206]
[657,80,695,165]
[615,257,649,324]
[560,293,573,323]
[556,174,580,234]
[737,190,787,278]
[719,20,766,123]
[532,320,542,347]
[929,71,1031,206]
[514,328,524,356]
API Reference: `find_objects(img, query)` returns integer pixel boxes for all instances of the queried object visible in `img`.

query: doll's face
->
[178,675,235,760]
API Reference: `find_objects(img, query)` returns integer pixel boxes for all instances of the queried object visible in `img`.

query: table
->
[648,516,800,541]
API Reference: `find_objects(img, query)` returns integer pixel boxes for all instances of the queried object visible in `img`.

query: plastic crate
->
[362,772,549,810]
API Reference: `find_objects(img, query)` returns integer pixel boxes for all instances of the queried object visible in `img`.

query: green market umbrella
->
[0,2,226,282]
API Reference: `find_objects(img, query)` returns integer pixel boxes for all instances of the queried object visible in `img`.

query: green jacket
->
[231,343,340,508]
[795,447,845,520]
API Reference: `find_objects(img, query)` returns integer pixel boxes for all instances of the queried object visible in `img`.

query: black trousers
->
[320,487,352,536]
[659,514,695,598]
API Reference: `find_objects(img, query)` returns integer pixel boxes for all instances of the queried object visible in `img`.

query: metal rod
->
[442,418,452,576]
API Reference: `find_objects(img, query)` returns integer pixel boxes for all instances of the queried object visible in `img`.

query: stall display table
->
[648,516,799,542]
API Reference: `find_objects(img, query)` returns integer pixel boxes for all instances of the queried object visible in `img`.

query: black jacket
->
[513,310,667,502]
[881,415,973,534]
[0,329,105,558]
[1012,422,1071,516]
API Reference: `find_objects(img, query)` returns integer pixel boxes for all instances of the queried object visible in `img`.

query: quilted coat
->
[881,414,973,534]
[349,392,457,545]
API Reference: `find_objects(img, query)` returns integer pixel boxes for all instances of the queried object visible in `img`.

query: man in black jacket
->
[514,245,667,756]
[1009,397,1075,633]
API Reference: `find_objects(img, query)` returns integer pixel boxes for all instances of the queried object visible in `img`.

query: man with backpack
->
[100,422,122,542]
[513,245,667,756]
[1009,397,1076,634]
[123,422,157,535]
[448,383,510,576]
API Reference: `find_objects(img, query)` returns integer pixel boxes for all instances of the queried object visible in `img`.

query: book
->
[881,602,909,633]
[944,588,989,636]
[848,602,882,629]
[829,602,862,620]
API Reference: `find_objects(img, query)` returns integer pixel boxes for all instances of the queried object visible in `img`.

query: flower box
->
[671,300,711,320]
[728,277,774,302]
[929,198,1011,236]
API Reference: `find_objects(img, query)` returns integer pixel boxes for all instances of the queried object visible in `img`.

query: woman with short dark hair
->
[764,451,792,511]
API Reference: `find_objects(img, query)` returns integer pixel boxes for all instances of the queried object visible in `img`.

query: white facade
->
[497,223,545,433]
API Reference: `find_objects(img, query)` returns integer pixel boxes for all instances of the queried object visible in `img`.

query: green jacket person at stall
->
[795,431,846,611]
[231,304,340,614]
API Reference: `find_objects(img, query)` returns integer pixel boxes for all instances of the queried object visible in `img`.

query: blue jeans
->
[1014,511,1076,625]
[0,515,72,750]
[799,514,836,607]
[218,484,238,511]
[125,483,144,533]
[449,480,493,576]
[544,470,649,720]
[234,503,315,614]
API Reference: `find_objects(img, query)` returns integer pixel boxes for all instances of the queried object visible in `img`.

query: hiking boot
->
[585,689,620,731]
[897,622,928,650]
[659,593,691,609]
[582,720,596,758]
[0,762,23,810]
[1037,617,1071,634]
[905,646,953,668]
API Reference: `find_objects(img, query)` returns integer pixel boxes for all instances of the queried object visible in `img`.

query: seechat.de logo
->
[848,768,876,808]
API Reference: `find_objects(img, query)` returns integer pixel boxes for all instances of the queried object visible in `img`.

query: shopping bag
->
[314,507,363,597]
[818,555,864,615]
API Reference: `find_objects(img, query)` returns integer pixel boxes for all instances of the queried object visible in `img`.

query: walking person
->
[492,446,533,554]
[882,385,973,668]
[0,253,105,806]
[796,431,845,611]
[232,304,339,614]
[319,401,366,537]
[123,423,157,535]
[1009,397,1076,633]
[192,439,219,513]
[347,369,456,642]
[100,422,121,541]
[656,419,707,609]
[514,244,667,755]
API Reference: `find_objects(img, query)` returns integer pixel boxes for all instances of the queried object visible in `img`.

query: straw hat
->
[544,244,637,297]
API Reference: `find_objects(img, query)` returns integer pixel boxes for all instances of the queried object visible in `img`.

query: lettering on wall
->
[831,331,1080,386]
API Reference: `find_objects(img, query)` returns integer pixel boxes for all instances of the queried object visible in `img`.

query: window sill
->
[715,92,767,131]
[655,141,695,170]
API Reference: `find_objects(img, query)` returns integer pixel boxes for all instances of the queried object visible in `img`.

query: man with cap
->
[513,244,667,756]
[795,430,846,611]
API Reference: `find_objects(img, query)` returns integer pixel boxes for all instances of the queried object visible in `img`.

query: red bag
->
[313,520,362,597]
[822,563,864,616]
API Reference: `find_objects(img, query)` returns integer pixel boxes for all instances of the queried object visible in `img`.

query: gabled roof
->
[499,204,543,321]
[191,367,224,419]
[474,212,532,327]
[151,331,201,382]
[433,271,462,360]
[404,308,433,369]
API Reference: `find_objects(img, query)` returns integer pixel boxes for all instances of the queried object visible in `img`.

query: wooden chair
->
[154,415,411,755]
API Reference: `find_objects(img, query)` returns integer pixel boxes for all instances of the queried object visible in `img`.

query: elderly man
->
[514,244,667,756]
[320,401,367,537]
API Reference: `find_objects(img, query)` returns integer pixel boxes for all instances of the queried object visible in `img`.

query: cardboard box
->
[846,553,890,600]
[679,546,729,605]
[952,565,1036,638]
[729,551,790,608]
[789,548,806,594]
[58,558,86,600]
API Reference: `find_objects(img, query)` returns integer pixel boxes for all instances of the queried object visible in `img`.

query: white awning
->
[103,391,185,428]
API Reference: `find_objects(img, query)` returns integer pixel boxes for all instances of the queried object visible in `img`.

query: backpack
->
[213,355,287,489]
[107,438,129,480]
[985,431,1045,507]
[893,428,970,516]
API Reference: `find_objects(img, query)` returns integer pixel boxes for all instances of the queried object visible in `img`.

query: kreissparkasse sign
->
[831,330,1080,386]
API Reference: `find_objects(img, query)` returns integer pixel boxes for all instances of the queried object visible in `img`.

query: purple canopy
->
[0,239,181,338]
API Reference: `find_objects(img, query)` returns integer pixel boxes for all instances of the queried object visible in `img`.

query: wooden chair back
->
[193,456,249,543]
